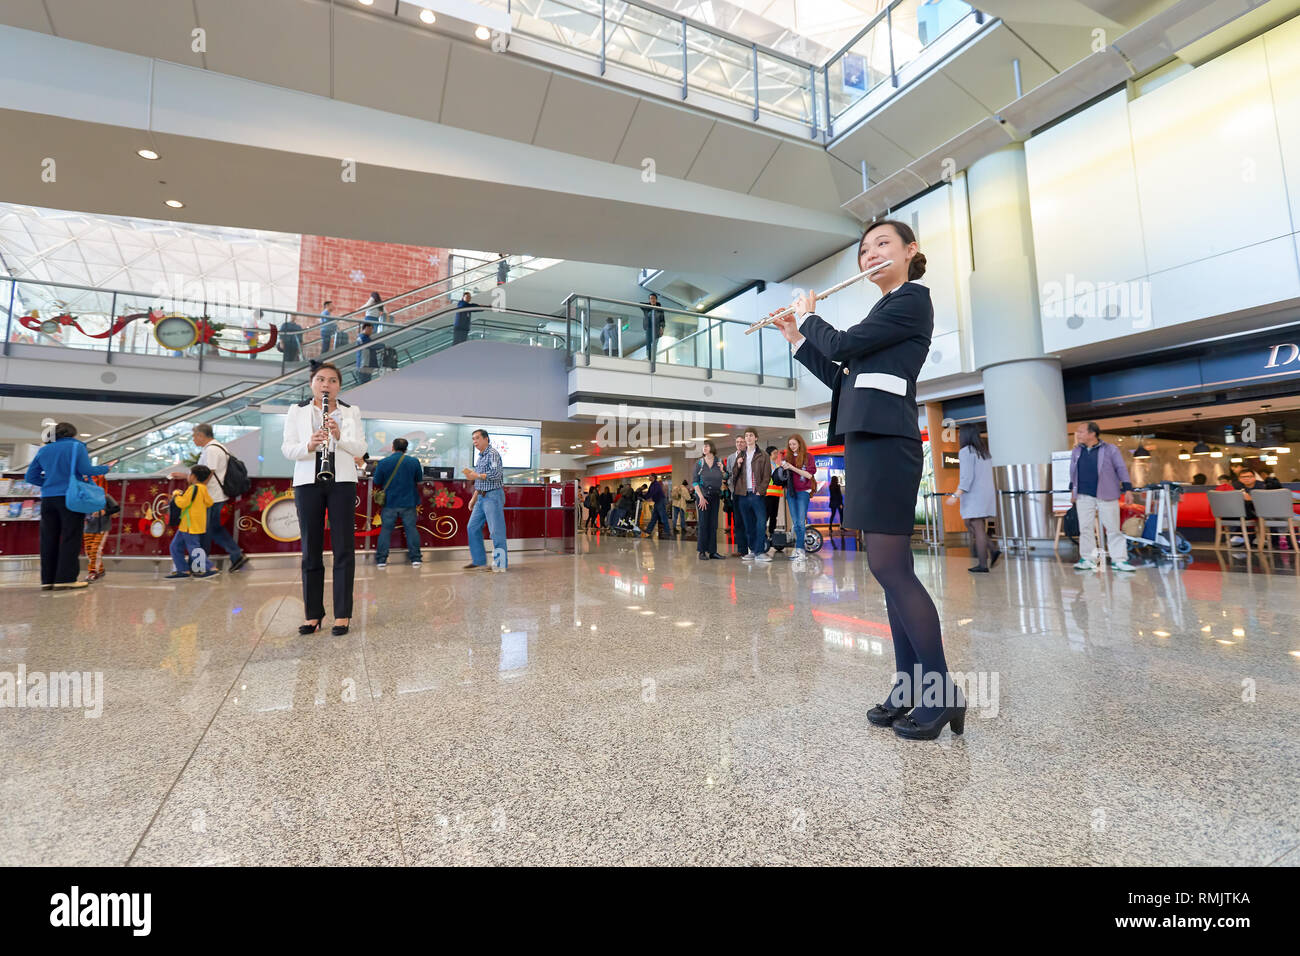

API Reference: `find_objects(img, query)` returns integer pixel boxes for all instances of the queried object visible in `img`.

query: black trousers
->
[294,481,356,620]
[766,494,780,535]
[39,495,84,585]
[696,493,720,554]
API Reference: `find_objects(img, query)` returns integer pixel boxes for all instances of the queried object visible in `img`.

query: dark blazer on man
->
[794,281,933,443]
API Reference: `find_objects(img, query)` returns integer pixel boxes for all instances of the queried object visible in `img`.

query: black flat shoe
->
[892,705,966,740]
[332,620,351,636]
[299,620,321,635]
[867,702,912,727]
[709,553,726,559]
[990,549,1002,569]
[698,552,709,560]
[969,565,989,573]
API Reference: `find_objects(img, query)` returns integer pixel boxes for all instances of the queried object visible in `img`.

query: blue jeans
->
[737,494,767,555]
[376,506,420,562]
[644,500,668,537]
[785,489,809,551]
[467,488,507,568]
[672,506,686,532]
[170,531,206,574]
[204,500,243,562]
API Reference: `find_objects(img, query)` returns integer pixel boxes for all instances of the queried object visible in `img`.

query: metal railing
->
[0,254,547,373]
[561,292,794,384]
[490,0,981,140]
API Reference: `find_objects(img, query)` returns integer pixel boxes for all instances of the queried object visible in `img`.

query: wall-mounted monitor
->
[493,434,533,469]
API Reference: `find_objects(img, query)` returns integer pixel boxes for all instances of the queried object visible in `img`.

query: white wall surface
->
[1026,17,1300,354]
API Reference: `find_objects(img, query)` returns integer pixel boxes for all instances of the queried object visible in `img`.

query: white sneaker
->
[755,552,773,563]
[411,561,422,568]
[1230,536,1244,546]
[741,554,755,562]
[1112,561,1136,572]
[491,566,507,573]
[1073,558,1096,570]
[793,548,805,558]
[375,561,387,569]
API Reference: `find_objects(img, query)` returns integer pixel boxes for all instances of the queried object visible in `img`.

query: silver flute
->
[743,259,894,335]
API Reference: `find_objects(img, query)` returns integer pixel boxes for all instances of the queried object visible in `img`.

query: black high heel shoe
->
[892,705,966,740]
[866,702,912,727]
[299,620,322,635]
[331,619,351,636]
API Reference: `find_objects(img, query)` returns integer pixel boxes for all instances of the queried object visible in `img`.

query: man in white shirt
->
[175,424,248,572]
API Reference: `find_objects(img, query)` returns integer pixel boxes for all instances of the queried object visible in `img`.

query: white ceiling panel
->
[1002,20,1104,72]
[533,74,639,162]
[828,119,917,182]
[195,0,331,97]
[685,120,779,192]
[865,72,992,158]
[749,142,840,210]
[827,155,867,204]
[0,0,52,33]
[45,0,202,66]
[332,6,451,124]
[613,98,716,179]
[940,25,1057,112]
[438,42,551,144]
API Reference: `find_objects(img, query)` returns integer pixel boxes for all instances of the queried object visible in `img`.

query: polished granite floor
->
[2,536,1298,866]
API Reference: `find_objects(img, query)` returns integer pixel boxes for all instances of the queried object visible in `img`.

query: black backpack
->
[211,443,251,499]
[383,347,399,369]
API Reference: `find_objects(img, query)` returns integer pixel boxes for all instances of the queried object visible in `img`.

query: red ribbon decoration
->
[17,309,280,353]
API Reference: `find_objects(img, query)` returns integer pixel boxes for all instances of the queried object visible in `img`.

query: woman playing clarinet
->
[772,219,964,740]
[281,362,367,636]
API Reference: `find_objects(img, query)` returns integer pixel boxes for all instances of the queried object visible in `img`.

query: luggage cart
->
[1124,482,1191,562]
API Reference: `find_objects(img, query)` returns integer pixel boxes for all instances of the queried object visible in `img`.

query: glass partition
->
[757,51,813,124]
[890,0,973,75]
[825,15,894,123]
[685,25,754,110]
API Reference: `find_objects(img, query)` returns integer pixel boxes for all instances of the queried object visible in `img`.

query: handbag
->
[64,450,106,514]
[371,453,405,507]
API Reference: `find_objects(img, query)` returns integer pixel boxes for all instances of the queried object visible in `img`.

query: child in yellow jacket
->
[166,465,216,579]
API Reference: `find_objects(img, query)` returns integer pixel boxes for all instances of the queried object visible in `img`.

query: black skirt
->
[843,432,923,535]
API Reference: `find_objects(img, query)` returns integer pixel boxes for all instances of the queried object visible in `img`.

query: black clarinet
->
[315,393,336,485]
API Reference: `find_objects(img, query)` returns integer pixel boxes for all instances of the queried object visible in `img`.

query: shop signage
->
[810,422,829,444]
[612,456,644,472]
[942,452,960,469]
[1266,343,1299,368]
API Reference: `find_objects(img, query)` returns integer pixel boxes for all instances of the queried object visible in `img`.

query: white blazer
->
[281,399,368,486]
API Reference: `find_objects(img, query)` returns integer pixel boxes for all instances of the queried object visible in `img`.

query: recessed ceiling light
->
[164,199,184,208]
[358,0,374,5]
[475,25,491,40]
[80,432,91,437]
[418,8,436,23]
[137,148,160,160]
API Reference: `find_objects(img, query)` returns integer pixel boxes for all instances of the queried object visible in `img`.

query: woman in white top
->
[281,362,367,635]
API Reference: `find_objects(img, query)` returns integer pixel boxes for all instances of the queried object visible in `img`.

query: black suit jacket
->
[794,281,933,443]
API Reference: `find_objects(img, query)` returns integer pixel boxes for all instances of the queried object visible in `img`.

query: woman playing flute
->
[771,219,964,741]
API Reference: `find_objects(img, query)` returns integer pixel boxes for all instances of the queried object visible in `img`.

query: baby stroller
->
[609,511,643,537]
[1122,482,1191,561]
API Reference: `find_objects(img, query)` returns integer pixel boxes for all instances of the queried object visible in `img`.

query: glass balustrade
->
[565,294,793,380]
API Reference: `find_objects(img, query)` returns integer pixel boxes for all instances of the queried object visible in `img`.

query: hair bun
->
[909,251,928,281]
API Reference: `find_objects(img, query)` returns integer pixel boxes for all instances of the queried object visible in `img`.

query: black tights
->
[865,532,960,722]
[966,517,992,567]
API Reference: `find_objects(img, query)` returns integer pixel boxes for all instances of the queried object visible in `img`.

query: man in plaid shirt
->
[462,428,508,571]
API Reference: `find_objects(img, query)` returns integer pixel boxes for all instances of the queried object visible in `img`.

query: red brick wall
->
[296,235,450,323]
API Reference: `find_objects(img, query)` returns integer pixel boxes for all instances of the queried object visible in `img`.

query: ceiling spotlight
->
[358,0,374,6]
[136,148,160,160]
[164,199,184,208]
[475,25,491,40]
[419,9,436,23]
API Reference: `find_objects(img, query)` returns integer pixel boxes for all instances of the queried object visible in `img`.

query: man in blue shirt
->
[461,428,508,571]
[643,475,669,539]
[319,300,336,355]
[372,438,424,568]
[356,323,376,384]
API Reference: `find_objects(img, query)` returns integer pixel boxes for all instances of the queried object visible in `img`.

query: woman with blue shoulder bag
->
[25,422,110,590]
